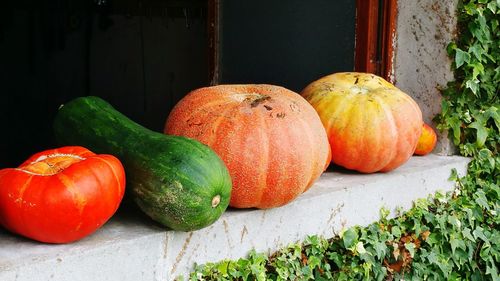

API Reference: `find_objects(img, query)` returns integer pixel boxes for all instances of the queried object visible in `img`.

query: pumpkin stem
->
[211,195,221,208]
[18,154,85,176]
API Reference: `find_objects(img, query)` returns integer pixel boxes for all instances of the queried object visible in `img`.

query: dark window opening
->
[0,0,394,168]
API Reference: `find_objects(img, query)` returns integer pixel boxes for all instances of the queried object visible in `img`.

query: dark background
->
[0,0,355,168]
[219,0,356,91]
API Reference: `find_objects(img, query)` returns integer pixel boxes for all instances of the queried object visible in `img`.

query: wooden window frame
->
[355,0,398,82]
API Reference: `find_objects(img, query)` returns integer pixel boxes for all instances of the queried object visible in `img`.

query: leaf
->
[405,242,416,258]
[465,78,481,95]
[474,190,490,210]
[477,149,496,171]
[342,228,358,249]
[486,263,499,280]
[487,1,498,13]
[427,251,439,265]
[436,257,453,278]
[450,236,467,255]
[492,19,499,32]
[373,241,387,259]
[485,106,500,130]
[480,243,492,260]
[392,242,401,260]
[469,120,489,147]
[478,13,488,30]
[464,2,478,15]
[362,262,372,280]
[379,207,390,220]
[447,115,463,145]
[448,215,462,229]
[355,242,367,255]
[392,226,402,238]
[328,252,344,268]
[455,48,471,68]
[385,258,404,273]
[307,255,321,269]
[470,20,489,43]
[421,230,431,241]
[426,233,440,245]
[462,228,476,242]
[471,62,485,78]
[473,227,489,242]
[469,43,485,61]
[448,169,459,181]
[216,261,230,275]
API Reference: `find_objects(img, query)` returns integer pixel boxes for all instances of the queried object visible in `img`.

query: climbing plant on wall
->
[438,0,500,158]
[188,0,499,280]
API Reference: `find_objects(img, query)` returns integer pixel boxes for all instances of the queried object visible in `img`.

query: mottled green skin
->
[53,96,232,231]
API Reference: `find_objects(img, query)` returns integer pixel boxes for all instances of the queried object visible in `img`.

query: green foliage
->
[436,0,500,155]
[190,250,269,281]
[189,1,499,280]
[189,177,499,280]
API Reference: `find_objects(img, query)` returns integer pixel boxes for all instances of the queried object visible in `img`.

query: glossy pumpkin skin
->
[0,146,125,243]
[414,123,437,156]
[302,72,422,173]
[165,84,331,209]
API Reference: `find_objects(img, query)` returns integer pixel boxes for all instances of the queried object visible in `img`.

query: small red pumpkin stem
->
[19,154,85,176]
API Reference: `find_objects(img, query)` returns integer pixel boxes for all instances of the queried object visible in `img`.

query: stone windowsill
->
[0,154,469,281]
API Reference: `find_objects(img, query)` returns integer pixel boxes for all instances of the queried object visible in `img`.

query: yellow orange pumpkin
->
[165,84,330,209]
[301,72,422,173]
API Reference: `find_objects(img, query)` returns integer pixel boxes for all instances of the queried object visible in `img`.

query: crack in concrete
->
[240,225,248,243]
[170,232,193,275]
[223,219,233,249]
[163,233,169,258]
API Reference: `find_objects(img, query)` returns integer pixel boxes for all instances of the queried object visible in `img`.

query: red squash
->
[165,84,331,209]
[0,146,125,243]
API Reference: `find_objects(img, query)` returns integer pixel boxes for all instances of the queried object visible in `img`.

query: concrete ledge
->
[0,155,469,281]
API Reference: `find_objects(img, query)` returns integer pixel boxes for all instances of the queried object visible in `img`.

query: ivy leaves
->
[454,48,471,69]
[188,174,498,280]
[438,0,500,157]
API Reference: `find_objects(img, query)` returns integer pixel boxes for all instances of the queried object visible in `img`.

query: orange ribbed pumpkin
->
[164,84,330,209]
[301,72,422,173]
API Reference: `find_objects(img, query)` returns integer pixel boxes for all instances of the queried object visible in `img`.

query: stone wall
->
[393,0,458,155]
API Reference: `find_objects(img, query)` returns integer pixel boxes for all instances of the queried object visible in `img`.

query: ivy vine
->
[188,0,499,280]
[437,0,500,156]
